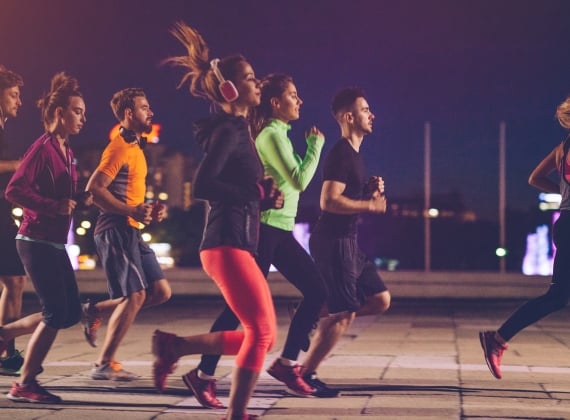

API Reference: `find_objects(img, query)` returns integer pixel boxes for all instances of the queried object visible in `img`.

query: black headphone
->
[210,58,239,103]
[119,126,147,149]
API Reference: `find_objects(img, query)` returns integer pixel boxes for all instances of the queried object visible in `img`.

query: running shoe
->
[81,300,102,348]
[267,359,314,397]
[303,371,340,397]
[479,330,508,379]
[7,380,62,404]
[182,368,223,409]
[0,350,24,376]
[91,360,139,381]
[152,329,179,392]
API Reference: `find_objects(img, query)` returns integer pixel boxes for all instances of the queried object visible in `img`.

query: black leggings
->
[16,239,81,329]
[498,211,570,341]
[198,223,327,375]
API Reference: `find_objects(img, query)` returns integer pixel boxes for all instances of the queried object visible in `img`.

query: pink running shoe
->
[7,380,62,404]
[182,368,223,409]
[479,330,508,379]
[152,329,179,392]
[267,359,315,397]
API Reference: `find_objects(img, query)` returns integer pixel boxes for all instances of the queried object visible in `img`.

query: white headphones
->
[210,59,239,103]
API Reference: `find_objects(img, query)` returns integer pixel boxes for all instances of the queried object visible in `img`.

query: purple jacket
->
[5,132,77,244]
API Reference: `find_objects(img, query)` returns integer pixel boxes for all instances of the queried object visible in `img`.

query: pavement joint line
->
[40,359,570,374]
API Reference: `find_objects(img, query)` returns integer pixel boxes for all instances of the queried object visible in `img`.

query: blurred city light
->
[109,123,162,143]
[495,247,507,258]
[427,208,439,218]
[149,243,174,269]
[539,192,561,204]
[77,254,97,270]
[11,207,23,218]
[66,244,80,270]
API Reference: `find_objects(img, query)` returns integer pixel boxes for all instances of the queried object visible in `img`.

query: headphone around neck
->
[119,126,147,149]
[210,58,239,103]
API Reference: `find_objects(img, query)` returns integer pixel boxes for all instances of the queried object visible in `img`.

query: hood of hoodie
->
[193,112,248,153]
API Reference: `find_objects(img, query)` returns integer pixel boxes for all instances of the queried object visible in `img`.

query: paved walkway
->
[1,296,570,419]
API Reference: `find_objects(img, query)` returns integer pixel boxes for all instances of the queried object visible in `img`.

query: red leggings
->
[200,246,276,372]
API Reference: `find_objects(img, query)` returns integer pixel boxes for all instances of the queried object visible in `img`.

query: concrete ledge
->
[23,268,551,300]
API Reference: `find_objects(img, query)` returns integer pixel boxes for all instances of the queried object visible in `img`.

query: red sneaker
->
[267,359,314,397]
[7,380,62,404]
[479,330,508,379]
[182,368,223,409]
[152,329,179,392]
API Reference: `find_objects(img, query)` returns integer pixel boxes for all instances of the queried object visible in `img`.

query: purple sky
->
[2,0,570,221]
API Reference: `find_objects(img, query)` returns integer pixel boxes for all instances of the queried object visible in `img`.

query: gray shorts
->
[309,232,388,314]
[95,226,164,299]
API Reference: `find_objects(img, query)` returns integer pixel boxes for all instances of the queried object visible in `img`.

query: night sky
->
[2,0,570,221]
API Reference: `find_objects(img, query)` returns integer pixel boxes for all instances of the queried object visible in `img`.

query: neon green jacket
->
[255,118,324,231]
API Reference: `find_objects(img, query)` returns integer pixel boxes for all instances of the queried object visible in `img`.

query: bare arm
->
[0,159,19,174]
[320,180,386,214]
[528,145,561,194]
[86,169,152,224]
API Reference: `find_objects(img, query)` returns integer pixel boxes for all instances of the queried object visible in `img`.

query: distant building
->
[387,191,477,222]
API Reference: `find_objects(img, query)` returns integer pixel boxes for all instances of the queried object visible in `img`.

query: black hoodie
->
[193,112,264,254]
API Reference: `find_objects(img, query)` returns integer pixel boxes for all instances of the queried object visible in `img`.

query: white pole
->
[499,121,506,273]
[424,122,431,272]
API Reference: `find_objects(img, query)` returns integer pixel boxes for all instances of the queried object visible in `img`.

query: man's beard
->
[135,119,152,134]
[142,123,152,134]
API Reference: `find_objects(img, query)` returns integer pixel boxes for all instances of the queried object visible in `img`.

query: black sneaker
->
[303,372,340,398]
[0,350,24,376]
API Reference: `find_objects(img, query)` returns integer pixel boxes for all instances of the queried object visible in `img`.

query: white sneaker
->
[91,361,139,381]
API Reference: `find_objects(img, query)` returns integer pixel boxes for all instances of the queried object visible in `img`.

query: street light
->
[496,247,508,258]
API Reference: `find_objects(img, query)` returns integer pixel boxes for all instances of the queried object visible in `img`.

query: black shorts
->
[0,220,25,276]
[309,232,387,314]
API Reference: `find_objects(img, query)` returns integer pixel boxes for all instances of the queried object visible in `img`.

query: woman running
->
[480,95,570,380]
[151,22,283,420]
[3,72,91,403]
[181,73,334,408]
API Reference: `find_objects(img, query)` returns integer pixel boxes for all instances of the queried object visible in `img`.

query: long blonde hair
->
[556,95,570,130]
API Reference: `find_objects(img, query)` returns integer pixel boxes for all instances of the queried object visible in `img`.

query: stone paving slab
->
[1,298,570,419]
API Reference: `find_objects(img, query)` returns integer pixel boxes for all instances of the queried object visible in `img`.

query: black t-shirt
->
[316,137,365,236]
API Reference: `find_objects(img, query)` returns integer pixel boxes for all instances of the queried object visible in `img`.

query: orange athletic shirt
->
[94,134,147,231]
